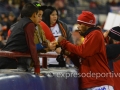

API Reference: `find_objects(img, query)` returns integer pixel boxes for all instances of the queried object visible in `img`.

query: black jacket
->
[106,44,120,72]
[2,17,32,52]
[106,44,120,60]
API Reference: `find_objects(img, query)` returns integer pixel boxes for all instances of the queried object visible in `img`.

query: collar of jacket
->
[82,26,101,37]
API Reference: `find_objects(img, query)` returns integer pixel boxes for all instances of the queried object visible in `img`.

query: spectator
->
[0,2,43,74]
[104,26,120,90]
[6,2,57,69]
[58,11,114,90]
[32,2,56,52]
[8,12,17,26]
[0,14,10,40]
[42,6,73,67]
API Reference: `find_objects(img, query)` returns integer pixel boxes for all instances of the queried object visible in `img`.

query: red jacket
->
[60,30,114,89]
[113,60,120,90]
[40,21,55,42]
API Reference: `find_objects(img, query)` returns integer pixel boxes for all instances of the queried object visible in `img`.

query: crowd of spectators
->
[0,0,120,49]
[0,0,28,49]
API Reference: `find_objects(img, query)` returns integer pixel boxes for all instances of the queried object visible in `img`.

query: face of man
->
[33,10,43,24]
[109,37,120,44]
[77,23,88,36]
[38,10,43,22]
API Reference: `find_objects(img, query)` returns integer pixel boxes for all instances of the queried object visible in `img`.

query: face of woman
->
[50,10,58,26]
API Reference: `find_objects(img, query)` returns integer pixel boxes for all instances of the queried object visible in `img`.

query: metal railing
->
[0,51,58,69]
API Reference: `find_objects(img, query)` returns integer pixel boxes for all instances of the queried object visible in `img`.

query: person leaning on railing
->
[0,2,56,75]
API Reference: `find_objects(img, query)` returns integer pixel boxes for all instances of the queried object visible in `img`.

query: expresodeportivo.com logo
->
[56,71,120,79]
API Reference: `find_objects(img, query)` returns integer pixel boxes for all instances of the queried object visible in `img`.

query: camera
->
[56,48,66,67]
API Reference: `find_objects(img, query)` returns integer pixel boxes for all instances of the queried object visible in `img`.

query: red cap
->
[77,11,96,26]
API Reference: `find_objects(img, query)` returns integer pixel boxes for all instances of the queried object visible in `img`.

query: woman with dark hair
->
[42,6,73,67]
[42,6,73,42]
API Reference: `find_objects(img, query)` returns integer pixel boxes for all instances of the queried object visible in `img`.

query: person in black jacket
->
[104,26,120,90]
[0,2,43,74]
[103,26,120,73]
[105,26,120,61]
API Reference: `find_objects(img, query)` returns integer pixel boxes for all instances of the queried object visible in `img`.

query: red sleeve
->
[113,60,120,90]
[7,29,11,38]
[60,30,103,58]
[40,21,55,42]
[24,23,40,73]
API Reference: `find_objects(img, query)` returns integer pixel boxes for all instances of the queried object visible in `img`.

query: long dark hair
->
[42,6,59,27]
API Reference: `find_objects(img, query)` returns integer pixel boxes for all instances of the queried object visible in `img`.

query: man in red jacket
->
[58,11,114,90]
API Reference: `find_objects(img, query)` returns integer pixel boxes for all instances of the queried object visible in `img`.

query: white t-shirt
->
[48,24,61,64]
[87,85,114,90]
[50,24,61,41]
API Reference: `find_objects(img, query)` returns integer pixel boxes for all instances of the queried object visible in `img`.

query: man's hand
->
[57,36,66,44]
[55,47,61,54]
[64,50,71,56]
[48,41,57,50]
